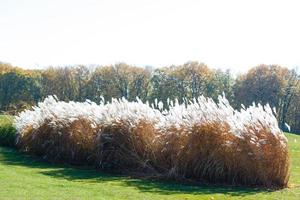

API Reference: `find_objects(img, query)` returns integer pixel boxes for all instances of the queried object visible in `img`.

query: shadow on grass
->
[0,147,272,197]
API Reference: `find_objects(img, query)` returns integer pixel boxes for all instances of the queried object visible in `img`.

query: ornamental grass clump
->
[14,95,290,188]
[15,96,103,164]
[156,96,290,187]
[94,98,163,173]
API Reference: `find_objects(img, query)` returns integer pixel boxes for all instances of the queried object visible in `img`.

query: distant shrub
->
[15,95,290,188]
[0,124,17,147]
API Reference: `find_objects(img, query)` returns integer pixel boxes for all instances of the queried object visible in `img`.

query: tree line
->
[0,61,299,133]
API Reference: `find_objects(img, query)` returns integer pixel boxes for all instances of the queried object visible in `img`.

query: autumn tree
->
[286,82,300,133]
[41,66,80,101]
[85,65,120,102]
[147,62,234,106]
[0,71,41,113]
[148,68,188,107]
[234,65,299,132]
[73,65,91,101]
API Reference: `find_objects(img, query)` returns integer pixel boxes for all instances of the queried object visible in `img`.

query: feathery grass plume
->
[14,95,290,188]
[155,95,289,188]
[15,96,103,164]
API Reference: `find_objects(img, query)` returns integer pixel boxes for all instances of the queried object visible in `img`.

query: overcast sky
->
[1,0,300,72]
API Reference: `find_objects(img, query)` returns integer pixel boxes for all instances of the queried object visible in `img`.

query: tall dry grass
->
[95,120,159,174]
[156,122,289,187]
[14,95,290,188]
[16,118,98,164]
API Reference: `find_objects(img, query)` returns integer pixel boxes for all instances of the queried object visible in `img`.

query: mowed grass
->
[0,115,299,200]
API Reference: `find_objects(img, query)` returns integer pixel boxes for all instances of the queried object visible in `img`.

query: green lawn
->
[0,115,299,199]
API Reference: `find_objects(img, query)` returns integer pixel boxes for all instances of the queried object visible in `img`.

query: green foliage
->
[0,115,16,147]
[0,125,16,147]
[0,115,13,125]
[0,71,41,113]
[0,133,299,199]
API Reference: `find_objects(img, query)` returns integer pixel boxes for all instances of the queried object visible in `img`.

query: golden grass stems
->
[17,119,98,165]
[95,120,159,174]
[156,122,289,188]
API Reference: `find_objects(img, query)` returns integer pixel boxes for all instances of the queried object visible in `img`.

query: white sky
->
[0,0,300,72]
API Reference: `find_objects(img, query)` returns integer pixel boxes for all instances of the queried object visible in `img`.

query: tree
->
[85,63,151,102]
[0,72,41,113]
[85,65,120,102]
[148,68,188,107]
[169,62,213,99]
[234,65,299,132]
[41,66,78,101]
[73,65,91,101]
